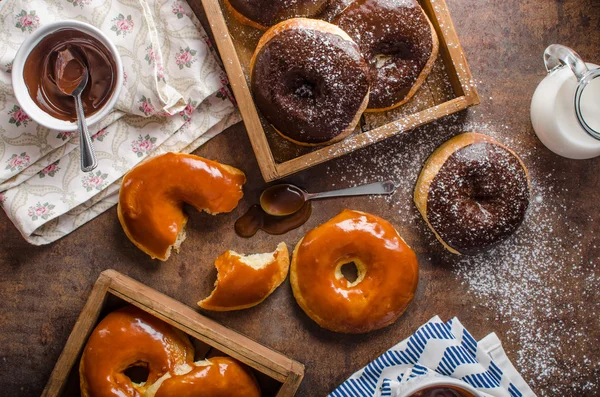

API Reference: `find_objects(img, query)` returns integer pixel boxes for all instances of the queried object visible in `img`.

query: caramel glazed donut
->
[334,0,439,111]
[118,152,246,261]
[198,242,290,311]
[414,132,531,255]
[225,0,330,30]
[250,18,370,146]
[291,209,419,333]
[80,306,261,397]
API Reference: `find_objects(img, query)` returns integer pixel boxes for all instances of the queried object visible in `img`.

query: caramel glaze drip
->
[235,201,312,238]
[228,0,329,27]
[427,142,530,255]
[334,0,434,109]
[251,27,370,144]
[409,386,475,397]
[24,28,117,122]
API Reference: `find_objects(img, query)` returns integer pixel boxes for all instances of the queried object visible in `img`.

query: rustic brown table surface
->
[1,1,599,396]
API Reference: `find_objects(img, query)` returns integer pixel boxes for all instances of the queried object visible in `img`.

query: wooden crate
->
[193,0,479,182]
[42,270,304,397]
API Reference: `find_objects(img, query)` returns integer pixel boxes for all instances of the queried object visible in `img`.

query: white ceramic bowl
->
[11,20,123,131]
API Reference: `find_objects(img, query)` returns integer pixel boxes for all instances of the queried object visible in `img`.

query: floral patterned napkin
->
[0,0,240,244]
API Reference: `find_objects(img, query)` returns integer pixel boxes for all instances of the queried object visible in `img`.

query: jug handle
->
[544,44,589,81]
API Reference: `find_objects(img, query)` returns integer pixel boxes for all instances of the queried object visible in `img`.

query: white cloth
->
[0,0,240,244]
[329,316,536,397]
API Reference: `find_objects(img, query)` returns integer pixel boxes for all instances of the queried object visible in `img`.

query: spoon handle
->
[75,94,97,172]
[307,180,396,200]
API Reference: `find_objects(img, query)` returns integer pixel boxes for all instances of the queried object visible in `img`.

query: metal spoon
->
[260,180,397,217]
[71,69,97,172]
[55,48,97,172]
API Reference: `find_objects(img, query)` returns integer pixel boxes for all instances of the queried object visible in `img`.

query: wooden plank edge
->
[424,0,480,104]
[276,361,305,396]
[199,0,279,181]
[103,270,297,383]
[420,0,462,97]
[41,274,112,397]
[275,96,470,178]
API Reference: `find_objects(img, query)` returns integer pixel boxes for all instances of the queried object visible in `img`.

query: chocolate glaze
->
[318,0,354,22]
[228,0,329,27]
[24,28,117,122]
[235,201,312,238]
[427,142,530,255]
[251,26,370,144]
[335,0,434,109]
[409,385,475,397]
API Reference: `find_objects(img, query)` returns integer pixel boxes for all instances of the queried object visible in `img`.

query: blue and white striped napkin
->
[329,316,535,397]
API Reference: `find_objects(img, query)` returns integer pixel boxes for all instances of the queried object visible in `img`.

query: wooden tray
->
[42,270,304,397]
[195,0,479,182]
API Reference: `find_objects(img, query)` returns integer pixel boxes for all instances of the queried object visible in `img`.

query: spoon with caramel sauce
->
[55,47,97,172]
[260,180,397,216]
[234,180,396,238]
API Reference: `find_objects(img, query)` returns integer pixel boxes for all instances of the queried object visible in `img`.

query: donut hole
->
[123,363,150,384]
[373,54,393,69]
[371,39,414,67]
[341,262,359,283]
[465,166,501,201]
[335,259,366,288]
[284,69,322,102]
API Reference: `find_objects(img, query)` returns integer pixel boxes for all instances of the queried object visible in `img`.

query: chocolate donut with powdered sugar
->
[250,18,370,146]
[335,0,439,111]
[414,133,530,255]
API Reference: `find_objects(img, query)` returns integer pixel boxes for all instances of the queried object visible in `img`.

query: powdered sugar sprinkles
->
[325,112,600,395]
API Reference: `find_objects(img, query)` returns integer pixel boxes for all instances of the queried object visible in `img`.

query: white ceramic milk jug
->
[531,44,600,159]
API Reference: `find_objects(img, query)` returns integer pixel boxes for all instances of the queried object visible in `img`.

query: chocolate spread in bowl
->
[24,28,117,122]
